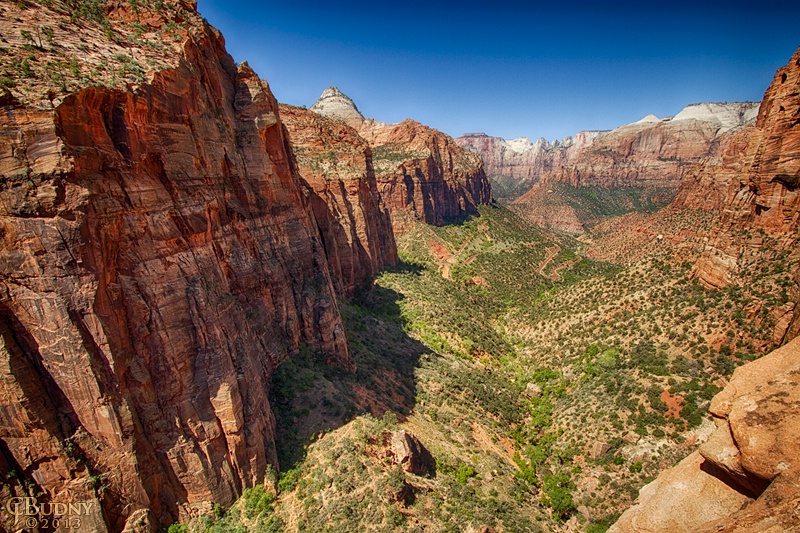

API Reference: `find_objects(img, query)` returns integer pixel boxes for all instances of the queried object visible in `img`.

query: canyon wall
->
[279,104,398,297]
[511,103,759,233]
[360,119,493,234]
[0,3,367,531]
[309,87,494,235]
[684,47,800,340]
[456,130,603,201]
[610,45,800,533]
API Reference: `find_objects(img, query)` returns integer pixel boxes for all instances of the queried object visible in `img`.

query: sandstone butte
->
[608,46,800,532]
[509,101,760,233]
[0,0,423,530]
[310,86,494,234]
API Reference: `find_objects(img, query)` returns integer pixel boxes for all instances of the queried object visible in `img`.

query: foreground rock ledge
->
[609,336,800,533]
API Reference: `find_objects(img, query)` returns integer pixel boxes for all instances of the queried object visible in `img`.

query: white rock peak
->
[309,86,365,127]
[505,137,536,153]
[670,102,760,133]
[636,114,660,124]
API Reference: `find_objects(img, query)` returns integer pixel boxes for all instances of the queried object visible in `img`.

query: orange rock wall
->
[279,105,398,297]
[685,47,800,340]
[0,21,350,530]
[361,120,493,234]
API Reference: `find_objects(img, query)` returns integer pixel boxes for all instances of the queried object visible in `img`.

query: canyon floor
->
[185,203,796,533]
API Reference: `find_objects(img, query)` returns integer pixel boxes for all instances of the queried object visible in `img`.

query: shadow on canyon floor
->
[270,262,430,471]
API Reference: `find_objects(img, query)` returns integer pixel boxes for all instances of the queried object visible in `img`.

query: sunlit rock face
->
[309,86,366,129]
[682,47,800,338]
[0,3,352,529]
[609,337,800,533]
[511,102,758,233]
[456,131,604,201]
[280,103,398,297]
[309,88,494,235]
[610,46,800,533]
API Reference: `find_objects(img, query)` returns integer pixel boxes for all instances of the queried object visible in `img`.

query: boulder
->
[390,430,436,477]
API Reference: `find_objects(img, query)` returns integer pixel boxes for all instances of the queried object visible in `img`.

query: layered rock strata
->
[456,131,604,201]
[359,119,493,234]
[610,46,800,532]
[0,3,361,530]
[308,87,494,234]
[684,47,800,340]
[279,104,398,296]
[512,102,759,233]
[308,86,365,129]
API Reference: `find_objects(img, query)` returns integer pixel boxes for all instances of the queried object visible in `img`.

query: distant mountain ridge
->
[458,101,759,204]
[507,101,760,233]
[457,131,605,201]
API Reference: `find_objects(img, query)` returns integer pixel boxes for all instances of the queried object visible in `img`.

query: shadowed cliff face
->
[279,104,398,298]
[0,9,352,531]
[360,119,494,234]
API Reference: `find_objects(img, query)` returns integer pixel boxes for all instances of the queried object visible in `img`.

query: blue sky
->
[196,0,800,141]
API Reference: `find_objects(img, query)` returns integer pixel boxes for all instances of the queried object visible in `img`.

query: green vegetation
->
[0,0,197,103]
[488,174,535,201]
[202,202,794,531]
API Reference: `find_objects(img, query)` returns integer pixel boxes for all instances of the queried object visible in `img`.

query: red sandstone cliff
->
[609,46,800,533]
[682,47,800,340]
[0,2,356,531]
[279,104,398,297]
[359,119,493,234]
[309,87,493,234]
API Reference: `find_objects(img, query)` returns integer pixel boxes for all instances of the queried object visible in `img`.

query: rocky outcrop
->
[308,86,365,129]
[684,46,799,314]
[456,131,604,201]
[511,102,759,233]
[359,120,493,234]
[609,336,800,533]
[279,104,398,297]
[389,430,435,477]
[0,3,356,531]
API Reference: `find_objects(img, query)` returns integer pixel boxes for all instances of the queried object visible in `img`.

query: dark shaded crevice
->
[103,101,132,161]
[699,458,768,500]
[774,173,799,191]
[0,303,80,439]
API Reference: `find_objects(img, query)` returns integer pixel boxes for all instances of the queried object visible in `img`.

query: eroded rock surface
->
[456,131,603,201]
[280,104,398,297]
[389,430,435,477]
[308,88,493,235]
[359,119,493,234]
[609,336,800,533]
[511,102,758,233]
[0,4,354,530]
